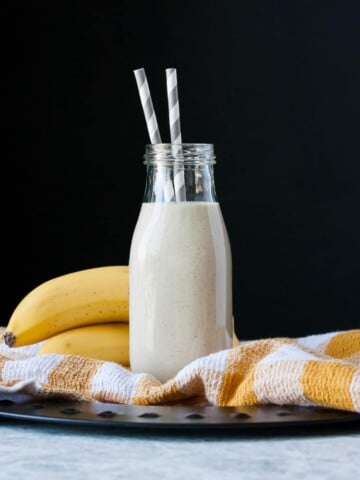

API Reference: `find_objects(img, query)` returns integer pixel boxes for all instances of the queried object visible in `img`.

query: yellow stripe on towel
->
[324,330,360,359]
[301,361,357,411]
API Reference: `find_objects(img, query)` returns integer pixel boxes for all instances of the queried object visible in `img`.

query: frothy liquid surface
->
[129,202,232,382]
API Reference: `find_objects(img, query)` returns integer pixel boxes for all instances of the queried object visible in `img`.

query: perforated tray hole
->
[185,413,205,419]
[138,412,160,418]
[0,399,15,406]
[60,408,81,415]
[97,410,117,418]
[231,412,251,419]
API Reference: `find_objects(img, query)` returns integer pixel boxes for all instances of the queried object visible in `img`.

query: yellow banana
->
[3,265,129,348]
[232,328,240,347]
[38,323,129,365]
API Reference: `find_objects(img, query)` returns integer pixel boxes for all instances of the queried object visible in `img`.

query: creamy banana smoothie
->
[129,200,232,382]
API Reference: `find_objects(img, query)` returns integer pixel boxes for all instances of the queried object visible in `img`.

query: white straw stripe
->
[164,180,176,201]
[174,171,185,189]
[166,69,178,91]
[147,113,160,141]
[169,105,181,126]
[138,82,150,106]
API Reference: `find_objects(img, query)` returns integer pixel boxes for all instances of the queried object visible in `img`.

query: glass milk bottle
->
[129,143,233,382]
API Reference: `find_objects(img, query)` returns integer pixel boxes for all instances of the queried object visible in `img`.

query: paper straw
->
[166,68,182,146]
[133,68,174,201]
[166,68,186,201]
[133,68,162,144]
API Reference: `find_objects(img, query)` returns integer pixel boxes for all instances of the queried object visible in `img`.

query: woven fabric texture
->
[0,328,359,411]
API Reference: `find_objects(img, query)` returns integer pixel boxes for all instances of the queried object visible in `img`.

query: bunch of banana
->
[2,264,240,365]
[2,265,130,364]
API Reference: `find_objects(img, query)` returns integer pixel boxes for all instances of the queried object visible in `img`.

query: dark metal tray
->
[0,399,359,431]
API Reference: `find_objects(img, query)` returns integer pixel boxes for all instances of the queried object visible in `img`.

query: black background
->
[2,1,360,339]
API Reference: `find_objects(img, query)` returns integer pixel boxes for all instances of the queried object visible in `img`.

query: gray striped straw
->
[134,68,174,201]
[133,68,162,144]
[166,68,186,201]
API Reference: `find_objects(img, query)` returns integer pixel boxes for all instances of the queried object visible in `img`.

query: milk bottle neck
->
[142,143,217,203]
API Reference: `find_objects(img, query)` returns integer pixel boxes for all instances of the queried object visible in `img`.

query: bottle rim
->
[143,143,216,165]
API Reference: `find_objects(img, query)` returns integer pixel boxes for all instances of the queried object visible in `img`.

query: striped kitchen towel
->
[0,328,359,412]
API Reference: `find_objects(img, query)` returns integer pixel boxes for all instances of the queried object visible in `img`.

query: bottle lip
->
[143,143,216,165]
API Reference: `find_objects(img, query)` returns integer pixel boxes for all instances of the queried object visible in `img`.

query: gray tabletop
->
[0,418,359,480]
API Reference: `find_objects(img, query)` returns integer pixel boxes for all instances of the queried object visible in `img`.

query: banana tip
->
[3,331,16,347]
